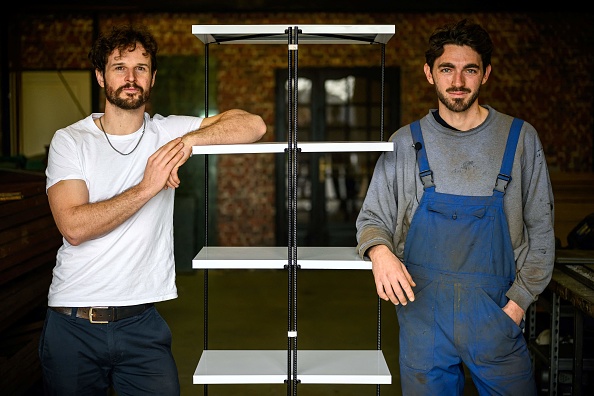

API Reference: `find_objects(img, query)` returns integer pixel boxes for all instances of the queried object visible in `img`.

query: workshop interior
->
[1,2,594,396]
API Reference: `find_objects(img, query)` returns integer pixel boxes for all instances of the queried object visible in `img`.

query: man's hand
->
[140,138,185,191]
[502,299,525,326]
[162,139,190,190]
[368,245,416,305]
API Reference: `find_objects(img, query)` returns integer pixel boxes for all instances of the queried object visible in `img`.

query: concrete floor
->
[157,269,480,396]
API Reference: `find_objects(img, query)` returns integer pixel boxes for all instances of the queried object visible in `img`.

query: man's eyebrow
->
[109,61,150,68]
[436,62,480,69]
[437,62,455,68]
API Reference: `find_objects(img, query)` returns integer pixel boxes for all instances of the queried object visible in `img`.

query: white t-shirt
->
[45,112,203,307]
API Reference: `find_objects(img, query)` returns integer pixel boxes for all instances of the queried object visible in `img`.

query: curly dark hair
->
[425,19,493,73]
[88,25,158,73]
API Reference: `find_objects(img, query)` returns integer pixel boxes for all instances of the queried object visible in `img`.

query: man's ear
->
[151,70,157,88]
[481,64,492,85]
[423,63,434,85]
[95,69,105,88]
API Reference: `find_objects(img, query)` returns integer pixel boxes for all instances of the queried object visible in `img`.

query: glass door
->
[275,67,400,247]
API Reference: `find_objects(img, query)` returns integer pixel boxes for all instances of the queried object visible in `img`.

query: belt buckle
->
[89,306,109,324]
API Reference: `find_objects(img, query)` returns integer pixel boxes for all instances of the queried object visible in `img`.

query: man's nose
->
[125,70,136,82]
[452,71,465,86]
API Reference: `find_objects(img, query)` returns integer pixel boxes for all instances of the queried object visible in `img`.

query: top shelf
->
[192,24,395,45]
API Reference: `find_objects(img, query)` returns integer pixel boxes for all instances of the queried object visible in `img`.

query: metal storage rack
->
[526,250,594,395]
[190,24,395,393]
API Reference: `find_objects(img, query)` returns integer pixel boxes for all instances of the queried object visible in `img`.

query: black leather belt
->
[50,303,154,323]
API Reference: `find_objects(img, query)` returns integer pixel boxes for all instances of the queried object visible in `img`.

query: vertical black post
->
[380,43,385,142]
[285,26,294,396]
[291,25,300,396]
[203,41,210,396]
[550,292,560,396]
[573,308,584,396]
[285,25,300,396]
[375,40,387,396]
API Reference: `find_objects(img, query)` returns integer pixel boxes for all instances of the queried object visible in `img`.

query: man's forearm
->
[56,184,153,246]
[183,109,266,147]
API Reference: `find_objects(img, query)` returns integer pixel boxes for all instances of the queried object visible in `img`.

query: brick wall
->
[11,11,594,245]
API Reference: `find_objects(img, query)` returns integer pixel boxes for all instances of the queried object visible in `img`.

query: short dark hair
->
[425,19,493,73]
[88,25,158,73]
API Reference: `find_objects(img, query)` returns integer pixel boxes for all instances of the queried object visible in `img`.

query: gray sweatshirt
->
[356,106,555,312]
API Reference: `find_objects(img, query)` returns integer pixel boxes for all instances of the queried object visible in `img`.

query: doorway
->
[275,67,400,247]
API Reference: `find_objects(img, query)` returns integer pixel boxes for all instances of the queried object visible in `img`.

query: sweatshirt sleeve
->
[356,140,398,259]
[506,125,556,312]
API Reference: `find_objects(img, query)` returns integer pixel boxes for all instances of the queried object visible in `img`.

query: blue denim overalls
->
[397,119,537,395]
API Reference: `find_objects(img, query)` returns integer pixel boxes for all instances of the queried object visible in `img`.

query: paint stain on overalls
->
[396,119,537,396]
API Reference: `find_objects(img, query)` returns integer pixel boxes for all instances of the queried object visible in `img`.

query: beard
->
[436,86,480,113]
[105,82,150,110]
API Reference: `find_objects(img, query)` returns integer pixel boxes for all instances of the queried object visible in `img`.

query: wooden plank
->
[0,182,46,197]
[0,170,52,394]
[0,169,46,184]
[0,250,57,286]
[0,195,52,232]
[0,215,58,248]
[548,267,594,318]
[0,225,61,272]
[0,265,52,333]
[0,192,24,201]
[561,264,594,290]
[556,249,594,264]
[0,320,44,395]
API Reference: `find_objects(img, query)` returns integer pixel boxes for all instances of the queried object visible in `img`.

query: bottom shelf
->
[193,350,391,385]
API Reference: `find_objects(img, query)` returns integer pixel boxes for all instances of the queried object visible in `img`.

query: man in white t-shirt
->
[40,25,266,395]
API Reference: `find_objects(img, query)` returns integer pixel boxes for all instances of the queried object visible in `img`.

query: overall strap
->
[410,120,435,189]
[494,118,524,194]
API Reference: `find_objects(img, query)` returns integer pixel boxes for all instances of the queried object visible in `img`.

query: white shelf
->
[193,350,391,384]
[191,23,393,390]
[193,246,371,270]
[192,24,395,45]
[192,141,393,155]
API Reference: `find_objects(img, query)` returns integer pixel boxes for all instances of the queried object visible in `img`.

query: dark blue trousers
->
[39,305,180,396]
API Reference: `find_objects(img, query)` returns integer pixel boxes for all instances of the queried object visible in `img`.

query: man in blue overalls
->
[356,19,555,395]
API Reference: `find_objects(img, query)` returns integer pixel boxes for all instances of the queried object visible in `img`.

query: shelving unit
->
[526,250,594,395]
[190,24,395,393]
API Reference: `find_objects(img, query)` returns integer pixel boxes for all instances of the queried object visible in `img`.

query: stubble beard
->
[436,86,480,113]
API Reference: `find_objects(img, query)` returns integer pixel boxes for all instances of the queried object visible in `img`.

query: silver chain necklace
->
[99,117,146,156]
